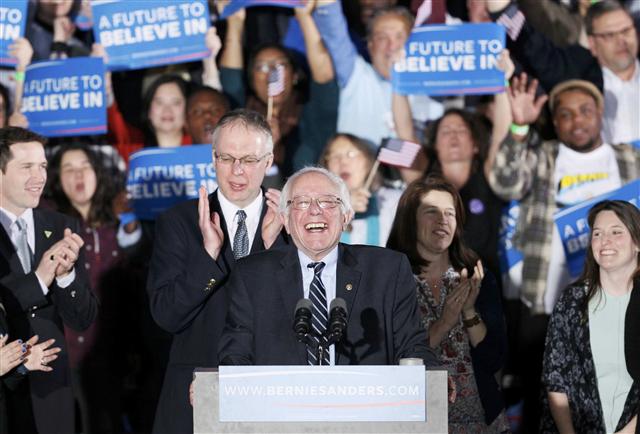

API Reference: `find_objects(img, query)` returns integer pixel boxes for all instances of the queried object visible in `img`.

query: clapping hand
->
[198,186,224,260]
[261,188,283,249]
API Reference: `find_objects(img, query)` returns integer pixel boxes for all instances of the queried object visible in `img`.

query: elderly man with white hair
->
[218,166,437,367]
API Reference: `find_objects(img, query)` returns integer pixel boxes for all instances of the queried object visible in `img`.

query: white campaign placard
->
[218,365,426,422]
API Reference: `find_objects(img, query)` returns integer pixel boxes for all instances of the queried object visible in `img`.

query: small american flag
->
[377,138,421,168]
[267,64,285,97]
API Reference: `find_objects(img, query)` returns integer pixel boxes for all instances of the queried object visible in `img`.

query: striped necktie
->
[233,210,249,259]
[307,261,330,365]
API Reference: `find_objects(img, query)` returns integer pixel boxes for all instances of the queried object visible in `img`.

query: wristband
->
[462,313,482,328]
[14,71,25,82]
[510,123,529,136]
[504,78,510,87]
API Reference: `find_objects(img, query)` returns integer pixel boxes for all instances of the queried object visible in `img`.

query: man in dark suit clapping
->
[148,109,287,434]
[0,127,97,434]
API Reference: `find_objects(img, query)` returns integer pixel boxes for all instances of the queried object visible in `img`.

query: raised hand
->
[350,188,371,214]
[22,335,61,372]
[508,72,549,126]
[8,37,33,70]
[198,186,224,260]
[261,188,283,249]
[294,0,316,17]
[53,16,75,44]
[205,27,222,58]
[216,0,245,23]
[0,335,25,376]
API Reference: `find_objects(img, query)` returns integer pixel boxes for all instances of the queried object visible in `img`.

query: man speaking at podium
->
[219,167,438,367]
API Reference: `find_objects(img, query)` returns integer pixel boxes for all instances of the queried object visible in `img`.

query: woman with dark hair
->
[393,52,514,286]
[386,176,508,432]
[319,133,402,246]
[218,0,338,178]
[47,144,125,433]
[542,200,639,433]
[106,74,192,162]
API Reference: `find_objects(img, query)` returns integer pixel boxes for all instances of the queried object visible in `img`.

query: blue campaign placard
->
[92,0,210,71]
[0,0,28,67]
[554,180,640,278]
[220,0,302,19]
[22,57,106,137]
[126,144,218,220]
[497,200,524,300]
[392,23,506,96]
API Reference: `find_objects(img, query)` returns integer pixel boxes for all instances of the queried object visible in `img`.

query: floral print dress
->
[415,269,509,433]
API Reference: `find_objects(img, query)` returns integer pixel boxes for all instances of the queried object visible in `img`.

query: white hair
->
[279,166,353,217]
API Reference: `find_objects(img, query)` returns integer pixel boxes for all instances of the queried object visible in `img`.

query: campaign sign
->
[219,366,426,422]
[554,180,640,278]
[92,0,210,71]
[126,145,217,220]
[220,0,302,19]
[392,23,506,96]
[631,139,640,150]
[497,200,524,300]
[22,57,106,137]
[0,0,28,67]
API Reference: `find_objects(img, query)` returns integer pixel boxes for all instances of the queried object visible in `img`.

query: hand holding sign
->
[9,37,32,70]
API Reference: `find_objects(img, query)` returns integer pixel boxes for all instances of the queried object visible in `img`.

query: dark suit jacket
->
[148,191,287,434]
[625,278,640,434]
[0,209,97,434]
[218,243,438,367]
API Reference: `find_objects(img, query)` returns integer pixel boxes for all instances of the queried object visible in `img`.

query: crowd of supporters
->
[0,0,639,433]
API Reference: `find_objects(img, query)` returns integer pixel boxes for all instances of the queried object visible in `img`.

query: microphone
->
[327,298,348,342]
[293,298,312,338]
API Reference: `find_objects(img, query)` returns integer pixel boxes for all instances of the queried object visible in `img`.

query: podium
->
[193,367,448,433]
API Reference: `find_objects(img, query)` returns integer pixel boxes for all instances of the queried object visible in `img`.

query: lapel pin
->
[44,230,52,239]
[345,283,353,291]
[70,291,76,298]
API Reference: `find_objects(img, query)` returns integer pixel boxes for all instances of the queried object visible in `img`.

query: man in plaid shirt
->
[488,77,638,431]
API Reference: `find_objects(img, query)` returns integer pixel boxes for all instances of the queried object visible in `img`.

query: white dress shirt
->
[217,190,263,253]
[298,246,339,365]
[602,60,640,144]
[0,207,75,295]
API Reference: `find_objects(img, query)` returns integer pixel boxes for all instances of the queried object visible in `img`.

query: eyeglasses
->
[591,25,635,42]
[214,152,271,167]
[253,60,290,74]
[287,195,343,210]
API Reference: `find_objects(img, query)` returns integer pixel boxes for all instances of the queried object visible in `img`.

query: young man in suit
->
[0,126,97,434]
[218,167,438,367]
[148,109,287,434]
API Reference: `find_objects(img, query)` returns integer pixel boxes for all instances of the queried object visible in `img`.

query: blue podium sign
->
[219,366,426,422]
[392,23,505,96]
[0,0,27,67]
[126,144,217,220]
[22,57,106,137]
[92,0,210,71]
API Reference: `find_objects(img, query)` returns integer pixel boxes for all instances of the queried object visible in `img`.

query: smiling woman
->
[386,176,509,432]
[541,200,640,433]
